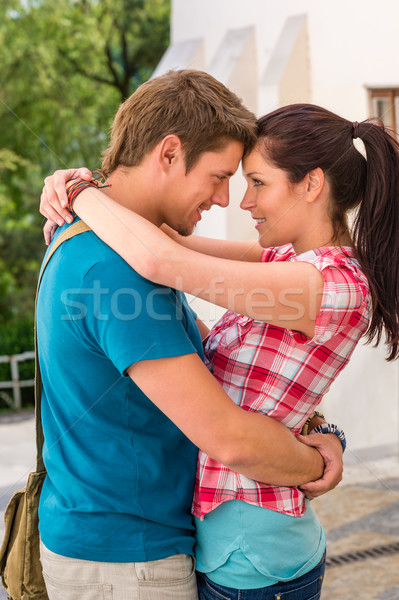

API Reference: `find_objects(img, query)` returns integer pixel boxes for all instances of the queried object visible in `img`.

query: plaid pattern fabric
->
[193,245,370,518]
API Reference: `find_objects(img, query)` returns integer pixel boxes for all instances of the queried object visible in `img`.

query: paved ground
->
[0,411,398,599]
[314,447,399,599]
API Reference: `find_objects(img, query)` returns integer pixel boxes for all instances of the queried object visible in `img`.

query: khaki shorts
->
[40,541,198,600]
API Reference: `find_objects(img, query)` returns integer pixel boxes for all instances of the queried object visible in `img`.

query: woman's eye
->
[253,178,263,187]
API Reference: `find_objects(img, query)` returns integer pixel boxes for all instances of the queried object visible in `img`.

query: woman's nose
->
[240,187,255,211]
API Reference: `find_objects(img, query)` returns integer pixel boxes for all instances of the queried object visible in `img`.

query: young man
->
[38,70,341,600]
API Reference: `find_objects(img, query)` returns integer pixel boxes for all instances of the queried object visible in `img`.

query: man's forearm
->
[127,353,324,488]
[223,409,324,486]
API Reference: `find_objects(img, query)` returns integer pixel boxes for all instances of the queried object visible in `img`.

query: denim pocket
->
[276,572,323,599]
[197,573,233,600]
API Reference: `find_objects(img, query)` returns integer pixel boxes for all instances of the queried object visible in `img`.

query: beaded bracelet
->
[301,410,325,435]
[312,423,347,453]
[66,171,111,214]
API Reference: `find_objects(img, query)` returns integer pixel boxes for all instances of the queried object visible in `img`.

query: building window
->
[367,87,399,133]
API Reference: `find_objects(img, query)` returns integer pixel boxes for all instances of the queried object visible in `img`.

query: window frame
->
[367,86,399,135]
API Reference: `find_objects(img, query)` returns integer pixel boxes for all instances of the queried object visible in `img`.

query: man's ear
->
[158,134,183,170]
[306,167,325,201]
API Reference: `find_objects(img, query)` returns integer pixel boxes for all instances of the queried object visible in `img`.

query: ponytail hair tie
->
[352,121,359,139]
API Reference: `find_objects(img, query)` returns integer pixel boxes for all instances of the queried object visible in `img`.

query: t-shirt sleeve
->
[296,256,370,345]
[73,258,199,374]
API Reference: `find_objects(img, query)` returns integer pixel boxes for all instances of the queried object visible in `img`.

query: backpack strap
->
[34,221,91,472]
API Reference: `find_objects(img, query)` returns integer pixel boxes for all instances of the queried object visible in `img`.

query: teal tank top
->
[195,499,326,589]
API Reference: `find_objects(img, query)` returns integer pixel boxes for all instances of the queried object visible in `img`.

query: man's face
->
[162,140,244,236]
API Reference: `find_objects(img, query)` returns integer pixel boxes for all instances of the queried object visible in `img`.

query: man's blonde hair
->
[102,69,257,175]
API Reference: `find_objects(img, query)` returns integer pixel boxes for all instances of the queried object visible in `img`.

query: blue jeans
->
[196,553,326,600]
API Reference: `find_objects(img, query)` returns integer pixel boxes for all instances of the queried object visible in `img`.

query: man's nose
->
[211,179,230,208]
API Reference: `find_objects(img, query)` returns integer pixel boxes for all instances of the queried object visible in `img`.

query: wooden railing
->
[0,351,35,410]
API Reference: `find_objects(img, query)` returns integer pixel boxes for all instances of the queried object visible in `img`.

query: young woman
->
[40,104,399,600]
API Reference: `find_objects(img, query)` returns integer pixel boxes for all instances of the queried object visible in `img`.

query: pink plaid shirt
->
[193,245,371,518]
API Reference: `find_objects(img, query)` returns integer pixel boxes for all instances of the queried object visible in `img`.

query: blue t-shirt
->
[37,223,203,562]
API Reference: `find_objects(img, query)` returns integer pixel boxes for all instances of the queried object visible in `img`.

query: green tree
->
[55,0,171,101]
[0,0,170,406]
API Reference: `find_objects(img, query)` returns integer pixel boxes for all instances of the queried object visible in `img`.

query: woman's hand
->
[42,220,59,245]
[40,168,92,222]
[40,167,92,244]
[297,433,343,499]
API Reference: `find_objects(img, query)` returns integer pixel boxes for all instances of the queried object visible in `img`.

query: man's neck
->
[104,166,162,227]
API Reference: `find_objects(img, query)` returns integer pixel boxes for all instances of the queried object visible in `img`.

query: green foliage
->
[0,0,171,407]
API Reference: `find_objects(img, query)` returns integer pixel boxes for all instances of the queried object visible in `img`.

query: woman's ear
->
[305,167,325,202]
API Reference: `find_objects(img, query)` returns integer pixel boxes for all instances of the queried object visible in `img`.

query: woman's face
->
[241,146,309,251]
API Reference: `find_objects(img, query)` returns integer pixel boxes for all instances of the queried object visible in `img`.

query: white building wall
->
[164,0,399,452]
[172,0,399,118]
